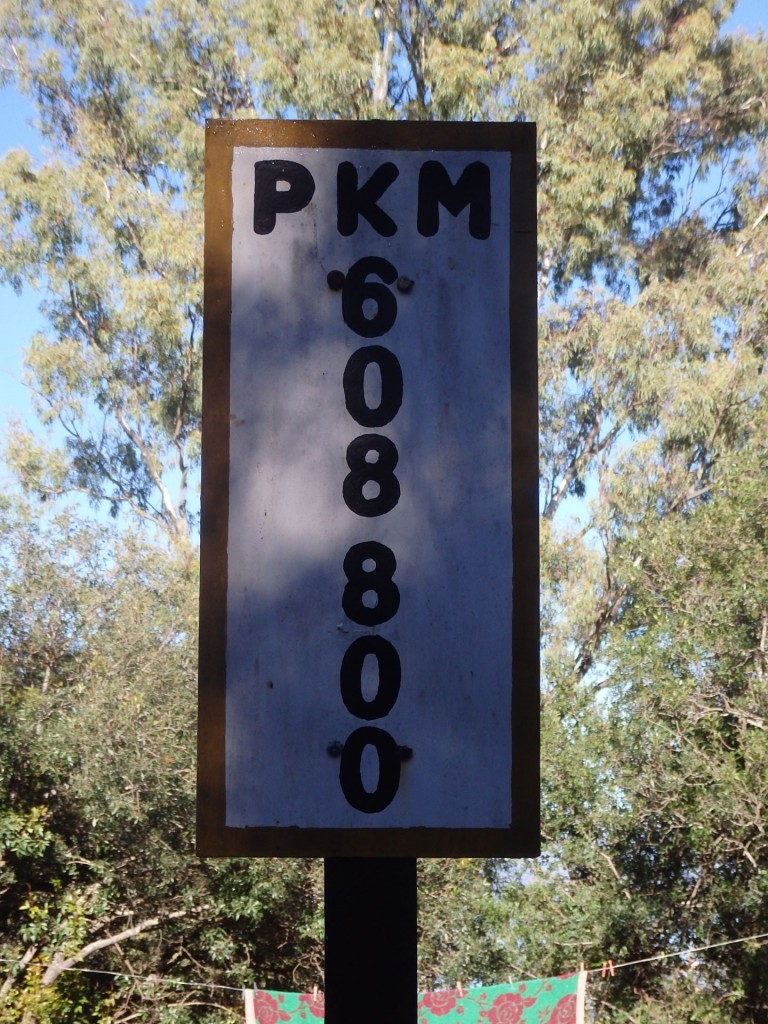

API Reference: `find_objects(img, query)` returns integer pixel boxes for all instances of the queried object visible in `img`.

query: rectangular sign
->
[198,120,538,857]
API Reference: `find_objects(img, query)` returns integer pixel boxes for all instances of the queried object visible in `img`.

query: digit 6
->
[342,257,398,338]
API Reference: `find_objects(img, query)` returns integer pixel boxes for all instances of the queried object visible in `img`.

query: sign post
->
[199,120,538,1020]
[324,857,416,1024]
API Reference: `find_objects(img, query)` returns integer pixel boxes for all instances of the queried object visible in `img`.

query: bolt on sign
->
[198,120,539,858]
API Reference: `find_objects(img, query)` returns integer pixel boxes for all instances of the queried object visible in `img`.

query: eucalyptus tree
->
[0,0,767,1020]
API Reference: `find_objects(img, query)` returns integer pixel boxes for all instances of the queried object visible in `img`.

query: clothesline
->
[0,959,243,993]
[0,929,766,995]
[581,929,768,976]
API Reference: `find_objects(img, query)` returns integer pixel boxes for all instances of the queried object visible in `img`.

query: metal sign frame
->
[198,119,539,858]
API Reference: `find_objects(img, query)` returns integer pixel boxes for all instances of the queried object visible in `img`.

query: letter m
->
[417,161,491,240]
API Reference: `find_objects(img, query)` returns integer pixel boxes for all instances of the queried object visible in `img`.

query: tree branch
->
[0,945,38,1001]
[41,910,187,987]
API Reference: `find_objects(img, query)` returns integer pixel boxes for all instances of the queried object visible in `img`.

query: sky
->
[0,0,765,450]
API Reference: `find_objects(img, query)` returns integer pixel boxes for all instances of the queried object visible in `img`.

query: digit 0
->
[339,726,400,813]
[343,346,403,428]
[340,636,401,720]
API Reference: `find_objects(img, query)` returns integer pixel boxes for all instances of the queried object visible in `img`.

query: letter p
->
[253,160,316,234]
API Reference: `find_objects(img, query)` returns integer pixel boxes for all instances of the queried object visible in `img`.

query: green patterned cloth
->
[416,977,585,1024]
[244,974,586,1024]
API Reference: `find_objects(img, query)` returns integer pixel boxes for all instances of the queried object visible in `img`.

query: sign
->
[198,120,538,857]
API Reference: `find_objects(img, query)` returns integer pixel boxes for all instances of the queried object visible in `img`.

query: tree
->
[0,0,767,1021]
[0,497,332,1022]
[505,383,768,1023]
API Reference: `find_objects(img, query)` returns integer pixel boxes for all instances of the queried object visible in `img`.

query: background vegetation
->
[0,0,767,1020]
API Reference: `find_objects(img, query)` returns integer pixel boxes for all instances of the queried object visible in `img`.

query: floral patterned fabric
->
[244,974,586,1024]
[244,989,325,1024]
[417,976,584,1024]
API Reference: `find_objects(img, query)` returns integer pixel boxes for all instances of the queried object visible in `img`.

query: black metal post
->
[324,857,417,1024]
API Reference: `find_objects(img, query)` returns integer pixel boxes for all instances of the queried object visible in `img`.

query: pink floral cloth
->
[244,974,586,1024]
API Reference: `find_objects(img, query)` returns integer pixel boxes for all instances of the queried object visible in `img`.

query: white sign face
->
[198,121,538,857]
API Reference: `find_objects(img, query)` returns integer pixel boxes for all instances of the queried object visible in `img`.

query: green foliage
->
[0,0,767,1021]
[418,859,512,990]
[0,500,325,1020]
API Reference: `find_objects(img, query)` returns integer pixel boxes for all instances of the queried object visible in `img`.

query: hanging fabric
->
[416,974,586,1024]
[243,972,586,1024]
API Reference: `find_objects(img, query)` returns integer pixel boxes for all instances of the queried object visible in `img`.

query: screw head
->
[327,270,345,291]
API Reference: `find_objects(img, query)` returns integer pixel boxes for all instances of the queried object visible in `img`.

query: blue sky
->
[0,0,765,448]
